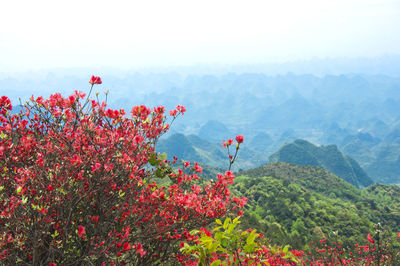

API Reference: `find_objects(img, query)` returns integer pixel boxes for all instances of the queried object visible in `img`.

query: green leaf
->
[210,260,222,266]
[214,232,223,241]
[16,186,22,194]
[212,226,222,232]
[227,222,237,234]
[190,229,200,235]
[199,235,214,243]
[148,155,159,166]
[159,152,167,161]
[282,245,290,253]
[223,218,231,230]
[216,218,222,225]
[233,216,241,224]
[51,230,59,238]
[220,238,229,248]
[246,231,258,245]
[243,243,256,253]
[22,196,28,204]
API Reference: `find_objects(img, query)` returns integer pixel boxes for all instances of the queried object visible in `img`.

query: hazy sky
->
[0,0,399,72]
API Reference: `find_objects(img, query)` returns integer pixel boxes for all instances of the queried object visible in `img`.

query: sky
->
[0,0,399,72]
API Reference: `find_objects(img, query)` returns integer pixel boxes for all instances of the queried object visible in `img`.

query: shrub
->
[305,224,400,265]
[0,77,244,265]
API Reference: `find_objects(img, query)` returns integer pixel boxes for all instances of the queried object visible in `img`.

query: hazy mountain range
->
[2,56,400,184]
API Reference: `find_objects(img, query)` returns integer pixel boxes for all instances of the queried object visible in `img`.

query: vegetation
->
[1,76,400,265]
[232,163,400,252]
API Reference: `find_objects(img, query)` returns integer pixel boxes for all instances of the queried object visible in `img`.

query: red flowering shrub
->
[304,225,400,265]
[0,78,245,265]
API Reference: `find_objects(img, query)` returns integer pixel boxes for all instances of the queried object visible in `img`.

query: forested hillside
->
[231,163,400,251]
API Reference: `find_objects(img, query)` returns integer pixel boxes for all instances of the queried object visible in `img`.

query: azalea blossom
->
[367,233,374,244]
[89,75,102,85]
[78,225,86,239]
[235,134,244,144]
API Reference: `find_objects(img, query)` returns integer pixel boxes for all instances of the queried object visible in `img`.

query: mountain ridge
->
[269,139,374,188]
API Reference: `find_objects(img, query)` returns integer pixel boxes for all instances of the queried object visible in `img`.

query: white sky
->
[0,0,399,72]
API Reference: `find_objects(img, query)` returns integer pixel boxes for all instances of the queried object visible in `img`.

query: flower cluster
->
[89,75,102,85]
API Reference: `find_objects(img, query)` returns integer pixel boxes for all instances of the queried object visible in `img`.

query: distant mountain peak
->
[269,139,374,188]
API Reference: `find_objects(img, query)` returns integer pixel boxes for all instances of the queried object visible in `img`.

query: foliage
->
[0,78,246,265]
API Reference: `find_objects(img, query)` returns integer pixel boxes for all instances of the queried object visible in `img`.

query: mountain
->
[156,133,268,171]
[231,163,400,250]
[248,132,274,152]
[340,122,400,184]
[4,71,400,184]
[269,139,374,188]
[198,120,232,143]
[364,143,400,184]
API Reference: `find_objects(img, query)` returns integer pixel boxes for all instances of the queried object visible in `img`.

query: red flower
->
[78,225,86,239]
[134,135,144,143]
[122,242,131,252]
[68,95,76,105]
[169,109,178,116]
[89,75,102,85]
[199,227,212,237]
[367,233,374,244]
[235,134,244,144]
[176,105,186,114]
[134,243,146,257]
[291,249,304,257]
[0,96,12,111]
[194,162,203,173]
